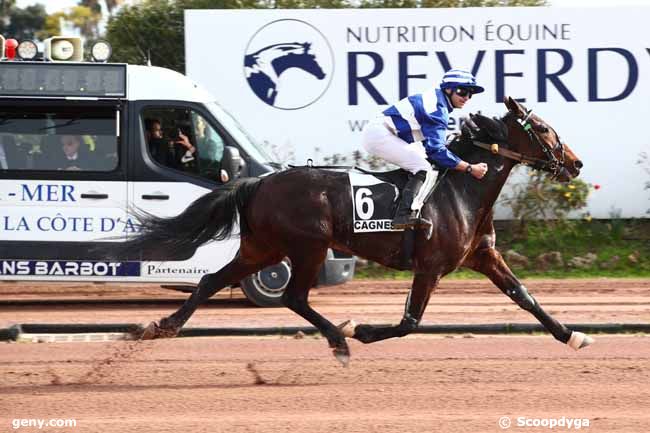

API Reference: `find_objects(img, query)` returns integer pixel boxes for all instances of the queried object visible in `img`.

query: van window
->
[142,107,225,181]
[0,106,118,172]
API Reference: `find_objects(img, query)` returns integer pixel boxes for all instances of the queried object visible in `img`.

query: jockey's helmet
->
[440,69,485,94]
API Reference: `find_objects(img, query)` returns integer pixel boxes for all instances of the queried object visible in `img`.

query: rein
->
[470,109,566,177]
[470,140,550,168]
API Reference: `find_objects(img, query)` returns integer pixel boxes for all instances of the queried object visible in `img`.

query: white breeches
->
[361,119,437,213]
[361,119,432,174]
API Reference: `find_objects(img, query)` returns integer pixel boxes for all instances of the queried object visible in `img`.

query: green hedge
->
[355,219,650,279]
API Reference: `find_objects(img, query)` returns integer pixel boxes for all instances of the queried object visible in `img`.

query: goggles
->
[453,87,473,98]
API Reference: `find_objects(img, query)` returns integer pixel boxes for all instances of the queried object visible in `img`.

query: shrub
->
[500,168,595,223]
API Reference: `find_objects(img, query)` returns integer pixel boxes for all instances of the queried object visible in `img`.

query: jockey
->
[361,69,490,230]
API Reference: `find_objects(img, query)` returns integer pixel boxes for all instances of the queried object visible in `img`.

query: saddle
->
[290,164,438,233]
[288,164,437,268]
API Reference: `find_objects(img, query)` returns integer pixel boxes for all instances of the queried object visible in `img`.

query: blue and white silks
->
[382,88,461,169]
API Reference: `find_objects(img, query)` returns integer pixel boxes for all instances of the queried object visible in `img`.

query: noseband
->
[471,109,566,178]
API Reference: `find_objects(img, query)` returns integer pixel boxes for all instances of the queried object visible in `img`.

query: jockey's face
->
[446,87,473,109]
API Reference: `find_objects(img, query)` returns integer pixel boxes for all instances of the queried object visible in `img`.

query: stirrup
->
[392,212,432,230]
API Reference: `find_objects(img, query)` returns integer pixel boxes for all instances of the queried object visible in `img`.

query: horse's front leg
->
[463,246,594,350]
[341,273,439,344]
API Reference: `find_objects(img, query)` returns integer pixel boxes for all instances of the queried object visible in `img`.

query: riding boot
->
[392,171,433,230]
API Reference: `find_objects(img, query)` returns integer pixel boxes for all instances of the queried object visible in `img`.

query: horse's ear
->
[469,113,508,141]
[504,96,526,117]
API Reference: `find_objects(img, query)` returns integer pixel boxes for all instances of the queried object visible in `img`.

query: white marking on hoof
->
[140,322,159,340]
[333,348,350,367]
[339,320,357,338]
[567,331,594,351]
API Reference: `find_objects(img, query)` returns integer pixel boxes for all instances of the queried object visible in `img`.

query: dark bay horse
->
[124,97,591,365]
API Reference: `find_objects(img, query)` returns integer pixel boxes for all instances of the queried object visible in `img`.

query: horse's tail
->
[116,178,262,259]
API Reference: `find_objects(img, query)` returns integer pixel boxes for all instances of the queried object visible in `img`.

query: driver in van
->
[145,118,196,170]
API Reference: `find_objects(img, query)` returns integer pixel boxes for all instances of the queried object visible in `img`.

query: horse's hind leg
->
[143,249,280,339]
[343,272,439,344]
[282,247,351,366]
[464,246,593,350]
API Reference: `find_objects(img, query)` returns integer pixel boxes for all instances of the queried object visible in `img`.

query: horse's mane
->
[446,112,511,162]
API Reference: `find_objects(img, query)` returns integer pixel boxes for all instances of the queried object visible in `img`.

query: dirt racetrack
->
[1,278,650,433]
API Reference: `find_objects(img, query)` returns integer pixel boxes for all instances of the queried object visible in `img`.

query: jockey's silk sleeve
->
[424,138,461,169]
[382,88,461,169]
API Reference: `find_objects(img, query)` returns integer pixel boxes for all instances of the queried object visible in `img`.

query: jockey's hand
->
[471,163,488,179]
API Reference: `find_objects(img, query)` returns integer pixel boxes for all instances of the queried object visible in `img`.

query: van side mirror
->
[220,146,245,183]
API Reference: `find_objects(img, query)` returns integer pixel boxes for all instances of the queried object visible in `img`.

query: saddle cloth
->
[348,171,407,233]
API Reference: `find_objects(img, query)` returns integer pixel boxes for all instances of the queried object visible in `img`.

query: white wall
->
[186,7,650,218]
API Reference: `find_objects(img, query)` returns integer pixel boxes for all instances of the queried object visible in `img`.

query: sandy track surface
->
[2,335,649,433]
[1,278,649,328]
[1,279,649,433]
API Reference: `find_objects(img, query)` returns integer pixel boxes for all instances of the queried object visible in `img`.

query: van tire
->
[240,259,291,307]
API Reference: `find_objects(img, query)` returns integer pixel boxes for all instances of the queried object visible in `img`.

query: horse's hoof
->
[140,322,160,340]
[333,346,350,367]
[338,320,357,338]
[567,331,594,350]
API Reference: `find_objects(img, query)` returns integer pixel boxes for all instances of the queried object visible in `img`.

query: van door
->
[0,101,130,279]
[127,101,240,283]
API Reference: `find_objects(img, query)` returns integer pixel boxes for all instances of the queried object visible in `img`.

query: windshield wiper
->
[40,118,80,131]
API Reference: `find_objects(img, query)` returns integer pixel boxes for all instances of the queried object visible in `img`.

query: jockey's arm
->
[421,121,461,169]
[417,104,488,179]
[423,128,488,179]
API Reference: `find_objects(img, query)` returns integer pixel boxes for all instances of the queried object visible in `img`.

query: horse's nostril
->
[574,160,583,169]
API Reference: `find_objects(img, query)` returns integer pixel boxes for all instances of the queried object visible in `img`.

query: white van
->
[0,37,354,307]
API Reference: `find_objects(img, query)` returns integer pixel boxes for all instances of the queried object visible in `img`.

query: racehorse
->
[244,42,326,106]
[123,97,591,366]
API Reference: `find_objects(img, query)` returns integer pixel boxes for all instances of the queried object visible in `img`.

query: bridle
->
[471,109,566,179]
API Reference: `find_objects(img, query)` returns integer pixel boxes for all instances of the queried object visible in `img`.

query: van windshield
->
[0,105,118,172]
[206,102,277,165]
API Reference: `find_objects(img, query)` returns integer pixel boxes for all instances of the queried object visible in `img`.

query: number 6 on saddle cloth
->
[349,169,437,234]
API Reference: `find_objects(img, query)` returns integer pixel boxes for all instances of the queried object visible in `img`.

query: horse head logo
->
[244,20,334,110]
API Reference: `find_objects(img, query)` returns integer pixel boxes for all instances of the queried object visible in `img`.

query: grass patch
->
[355,219,650,279]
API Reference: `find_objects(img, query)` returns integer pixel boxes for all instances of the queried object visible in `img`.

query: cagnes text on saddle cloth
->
[348,172,403,233]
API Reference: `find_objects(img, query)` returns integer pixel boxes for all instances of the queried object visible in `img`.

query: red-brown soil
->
[1,279,649,433]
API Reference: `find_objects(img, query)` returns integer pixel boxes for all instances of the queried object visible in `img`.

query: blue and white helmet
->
[440,69,484,94]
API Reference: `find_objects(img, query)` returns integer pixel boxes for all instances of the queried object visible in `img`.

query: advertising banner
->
[186,7,650,218]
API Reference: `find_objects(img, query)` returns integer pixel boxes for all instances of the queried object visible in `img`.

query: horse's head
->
[466,97,583,182]
[287,42,325,80]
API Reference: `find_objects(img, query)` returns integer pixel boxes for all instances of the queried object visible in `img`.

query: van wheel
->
[240,259,291,307]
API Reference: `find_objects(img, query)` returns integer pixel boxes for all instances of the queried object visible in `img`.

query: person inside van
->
[52,134,95,171]
[193,114,223,176]
[145,118,196,171]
